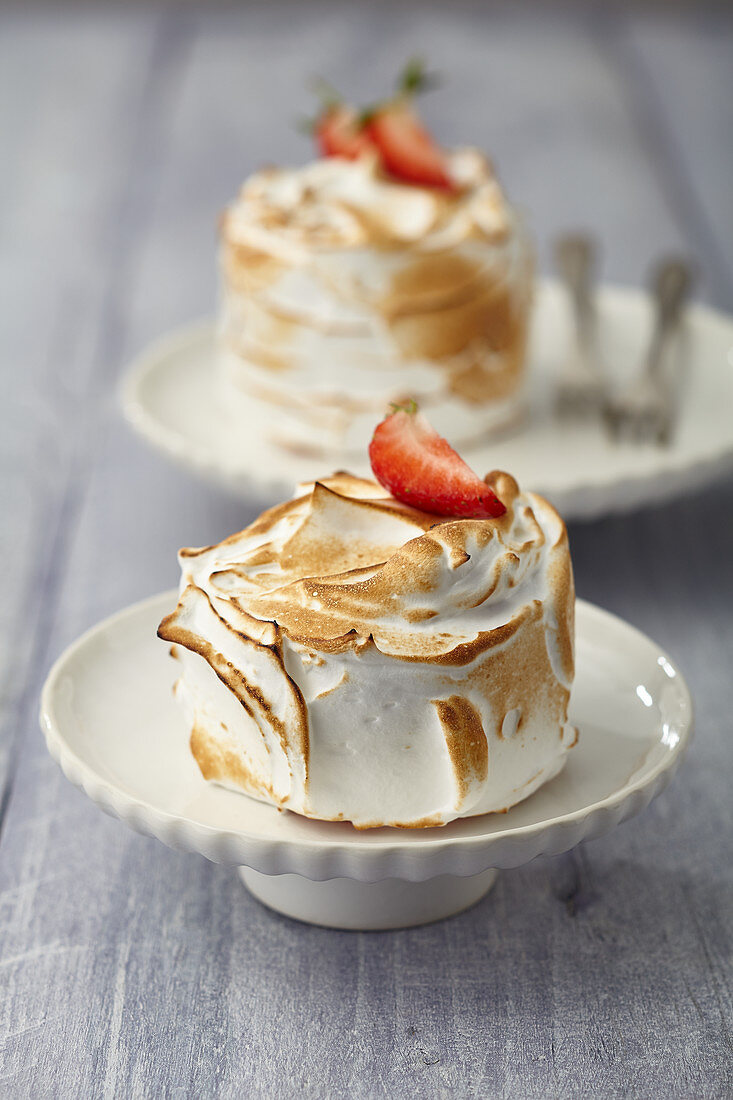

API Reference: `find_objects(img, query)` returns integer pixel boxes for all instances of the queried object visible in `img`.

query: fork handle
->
[555,233,598,349]
[647,257,694,379]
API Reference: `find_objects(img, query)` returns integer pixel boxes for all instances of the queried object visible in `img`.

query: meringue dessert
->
[218,64,533,457]
[158,413,575,828]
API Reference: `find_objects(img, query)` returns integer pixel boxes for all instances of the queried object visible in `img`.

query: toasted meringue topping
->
[175,472,573,677]
[160,473,576,827]
[223,151,511,255]
[218,151,533,457]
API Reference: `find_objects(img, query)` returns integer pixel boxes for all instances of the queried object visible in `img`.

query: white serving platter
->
[121,280,733,520]
[40,592,692,929]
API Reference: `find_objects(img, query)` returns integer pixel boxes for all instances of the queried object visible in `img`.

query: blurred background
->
[5,0,731,556]
[6,1,731,329]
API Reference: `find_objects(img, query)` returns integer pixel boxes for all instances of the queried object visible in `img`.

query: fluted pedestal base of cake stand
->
[239,868,498,930]
[39,594,692,935]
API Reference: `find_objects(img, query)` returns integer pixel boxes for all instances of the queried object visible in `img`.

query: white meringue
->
[159,472,576,828]
[218,153,533,456]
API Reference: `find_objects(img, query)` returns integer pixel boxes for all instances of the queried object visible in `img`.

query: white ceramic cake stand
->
[40,592,692,930]
[121,281,733,521]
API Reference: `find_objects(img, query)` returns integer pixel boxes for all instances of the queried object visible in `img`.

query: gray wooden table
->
[1,4,732,1097]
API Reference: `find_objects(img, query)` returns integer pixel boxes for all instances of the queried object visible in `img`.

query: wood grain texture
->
[0,5,731,1098]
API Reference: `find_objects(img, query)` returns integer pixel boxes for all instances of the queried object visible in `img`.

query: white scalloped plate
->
[121,280,733,520]
[40,591,692,928]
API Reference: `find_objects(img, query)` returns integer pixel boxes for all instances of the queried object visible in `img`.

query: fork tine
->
[604,257,693,448]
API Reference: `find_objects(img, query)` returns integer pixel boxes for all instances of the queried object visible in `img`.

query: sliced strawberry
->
[316,105,374,160]
[368,405,506,518]
[366,105,454,191]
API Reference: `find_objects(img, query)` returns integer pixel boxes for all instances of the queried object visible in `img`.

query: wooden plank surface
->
[1,5,731,1098]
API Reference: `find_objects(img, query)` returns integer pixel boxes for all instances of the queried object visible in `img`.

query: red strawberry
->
[368,405,506,518]
[316,105,374,160]
[366,105,454,191]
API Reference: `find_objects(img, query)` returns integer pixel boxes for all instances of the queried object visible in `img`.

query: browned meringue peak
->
[222,152,510,255]
[181,471,572,667]
[158,582,309,772]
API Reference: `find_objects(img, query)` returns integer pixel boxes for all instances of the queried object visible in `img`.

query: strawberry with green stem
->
[311,77,374,159]
[309,59,455,191]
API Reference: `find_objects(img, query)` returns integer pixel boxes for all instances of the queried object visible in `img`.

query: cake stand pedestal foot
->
[238,867,498,930]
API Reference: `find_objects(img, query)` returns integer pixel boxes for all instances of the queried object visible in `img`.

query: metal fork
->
[554,232,607,418]
[604,257,694,446]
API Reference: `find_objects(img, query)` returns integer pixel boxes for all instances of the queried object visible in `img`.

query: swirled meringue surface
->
[159,473,575,827]
[218,153,533,456]
[224,150,511,255]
